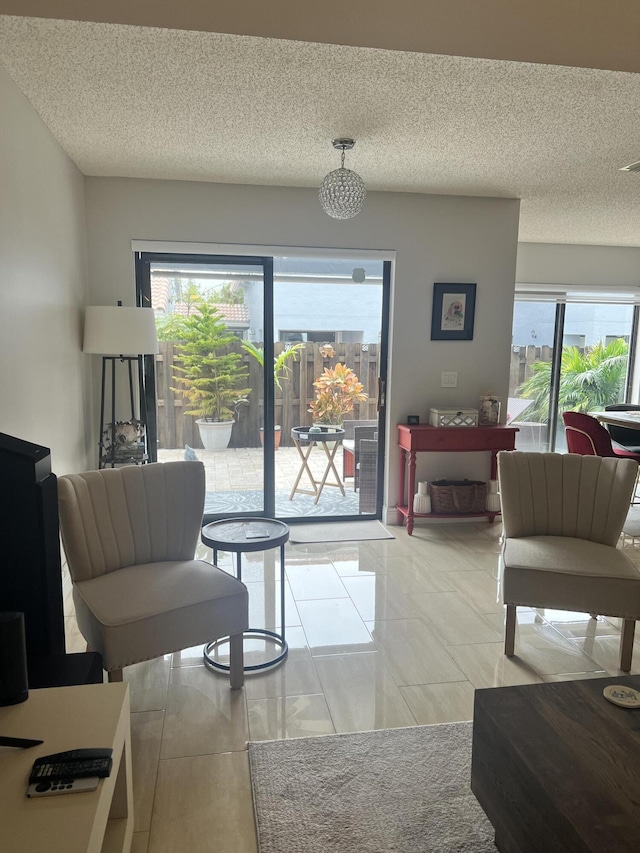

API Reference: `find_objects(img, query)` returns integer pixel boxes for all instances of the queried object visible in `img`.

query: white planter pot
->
[196,419,234,451]
[313,423,341,450]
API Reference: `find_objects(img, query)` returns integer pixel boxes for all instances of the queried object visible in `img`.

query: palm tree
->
[517,338,629,421]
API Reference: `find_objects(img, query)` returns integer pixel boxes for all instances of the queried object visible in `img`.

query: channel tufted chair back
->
[58,461,248,687]
[59,461,206,580]
[499,450,635,545]
[498,451,640,672]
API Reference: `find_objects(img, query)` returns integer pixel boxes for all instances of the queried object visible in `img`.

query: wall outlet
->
[441,371,458,388]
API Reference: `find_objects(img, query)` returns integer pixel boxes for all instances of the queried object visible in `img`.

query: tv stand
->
[28,652,103,689]
[0,682,133,853]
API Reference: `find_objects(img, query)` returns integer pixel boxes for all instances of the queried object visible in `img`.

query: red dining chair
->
[562,411,640,463]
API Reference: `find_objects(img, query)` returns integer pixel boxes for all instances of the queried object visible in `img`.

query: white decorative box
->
[429,408,479,428]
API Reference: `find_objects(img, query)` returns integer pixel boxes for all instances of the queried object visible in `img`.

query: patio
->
[157,446,367,518]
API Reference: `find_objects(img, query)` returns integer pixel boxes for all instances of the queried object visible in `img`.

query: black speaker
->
[0,612,29,706]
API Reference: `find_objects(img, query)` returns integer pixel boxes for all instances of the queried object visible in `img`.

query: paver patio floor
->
[157,445,365,517]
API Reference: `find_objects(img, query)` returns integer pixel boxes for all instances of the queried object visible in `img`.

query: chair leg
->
[229,632,245,690]
[108,668,123,683]
[505,604,516,656]
[620,619,636,672]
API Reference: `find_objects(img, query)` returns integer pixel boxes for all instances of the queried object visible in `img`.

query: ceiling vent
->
[619,161,640,173]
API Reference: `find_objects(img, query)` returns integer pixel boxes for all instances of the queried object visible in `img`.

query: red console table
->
[397,424,518,534]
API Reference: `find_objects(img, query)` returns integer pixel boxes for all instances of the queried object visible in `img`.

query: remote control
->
[27,777,100,797]
[29,748,113,783]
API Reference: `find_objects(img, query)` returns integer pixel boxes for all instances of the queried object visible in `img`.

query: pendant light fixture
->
[318,138,366,220]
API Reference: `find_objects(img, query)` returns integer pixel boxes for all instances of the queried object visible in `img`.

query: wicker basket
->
[429,479,488,514]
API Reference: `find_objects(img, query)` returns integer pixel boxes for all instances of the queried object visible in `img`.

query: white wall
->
[85,177,521,511]
[0,65,91,474]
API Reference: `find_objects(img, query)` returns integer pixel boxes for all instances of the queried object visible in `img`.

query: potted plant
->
[241,340,305,449]
[308,362,368,427]
[172,303,251,451]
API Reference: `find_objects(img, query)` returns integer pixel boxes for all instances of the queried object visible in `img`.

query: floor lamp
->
[83,303,159,468]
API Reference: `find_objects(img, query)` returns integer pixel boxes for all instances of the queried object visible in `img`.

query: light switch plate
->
[441,371,458,388]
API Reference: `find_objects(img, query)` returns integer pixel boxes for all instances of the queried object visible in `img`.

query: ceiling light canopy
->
[318,139,366,220]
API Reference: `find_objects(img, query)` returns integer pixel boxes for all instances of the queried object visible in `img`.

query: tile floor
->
[62,520,640,853]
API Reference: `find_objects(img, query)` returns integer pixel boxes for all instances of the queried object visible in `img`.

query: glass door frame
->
[514,296,640,452]
[135,251,391,522]
[136,251,275,517]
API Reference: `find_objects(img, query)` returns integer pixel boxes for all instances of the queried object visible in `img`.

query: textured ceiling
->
[2,15,640,246]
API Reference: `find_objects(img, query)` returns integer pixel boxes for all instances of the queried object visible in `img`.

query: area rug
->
[248,722,494,853]
[289,520,394,543]
[204,489,361,518]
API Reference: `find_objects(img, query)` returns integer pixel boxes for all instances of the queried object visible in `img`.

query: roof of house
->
[151,277,249,326]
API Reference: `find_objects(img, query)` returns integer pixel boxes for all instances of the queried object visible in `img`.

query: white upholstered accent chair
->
[57,461,248,688]
[498,451,640,672]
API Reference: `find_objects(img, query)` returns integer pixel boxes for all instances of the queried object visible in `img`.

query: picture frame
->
[407,415,420,425]
[431,283,477,341]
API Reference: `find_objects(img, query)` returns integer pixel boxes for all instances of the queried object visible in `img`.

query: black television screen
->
[0,432,65,658]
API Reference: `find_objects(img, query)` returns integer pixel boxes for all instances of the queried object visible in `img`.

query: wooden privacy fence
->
[156,342,551,450]
[156,341,380,449]
[509,345,553,392]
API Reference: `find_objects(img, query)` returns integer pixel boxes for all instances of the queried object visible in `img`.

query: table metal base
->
[203,629,288,673]
[200,519,290,676]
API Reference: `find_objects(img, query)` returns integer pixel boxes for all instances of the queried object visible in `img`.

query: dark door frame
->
[135,251,391,522]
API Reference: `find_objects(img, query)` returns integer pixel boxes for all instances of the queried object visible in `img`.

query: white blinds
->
[515,282,640,304]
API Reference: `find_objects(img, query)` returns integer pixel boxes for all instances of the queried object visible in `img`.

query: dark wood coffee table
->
[471,675,640,852]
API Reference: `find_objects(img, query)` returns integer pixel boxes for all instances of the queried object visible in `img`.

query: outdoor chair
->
[358,438,378,513]
[352,425,379,491]
[57,460,249,688]
[342,419,378,479]
[498,451,640,671]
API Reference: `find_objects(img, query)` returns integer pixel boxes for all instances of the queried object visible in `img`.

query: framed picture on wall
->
[431,283,477,341]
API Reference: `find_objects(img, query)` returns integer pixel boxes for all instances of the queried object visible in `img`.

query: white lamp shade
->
[83,306,159,355]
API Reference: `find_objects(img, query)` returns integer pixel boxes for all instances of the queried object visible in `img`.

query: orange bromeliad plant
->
[308,362,368,425]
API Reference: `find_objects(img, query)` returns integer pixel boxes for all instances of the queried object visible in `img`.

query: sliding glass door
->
[137,252,273,516]
[508,301,559,450]
[272,256,388,520]
[136,251,390,522]
[509,294,637,451]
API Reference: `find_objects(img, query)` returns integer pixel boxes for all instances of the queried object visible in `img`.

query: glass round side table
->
[201,517,289,673]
